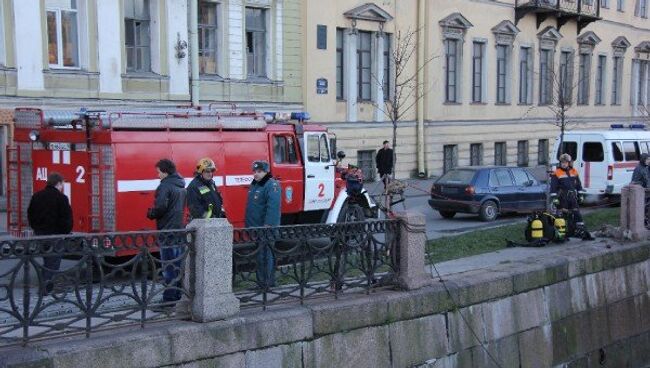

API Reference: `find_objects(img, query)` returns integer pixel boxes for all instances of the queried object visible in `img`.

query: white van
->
[552,125,650,197]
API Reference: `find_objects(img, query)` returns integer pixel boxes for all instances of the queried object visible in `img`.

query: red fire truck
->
[8,108,376,245]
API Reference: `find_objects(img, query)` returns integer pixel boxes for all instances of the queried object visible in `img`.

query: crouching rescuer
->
[551,154,590,238]
[187,158,224,220]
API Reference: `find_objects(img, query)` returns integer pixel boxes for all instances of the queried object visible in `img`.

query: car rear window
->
[511,168,531,186]
[437,169,476,184]
[489,169,514,187]
[582,142,604,162]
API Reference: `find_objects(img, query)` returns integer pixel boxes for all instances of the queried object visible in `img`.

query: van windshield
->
[437,169,476,184]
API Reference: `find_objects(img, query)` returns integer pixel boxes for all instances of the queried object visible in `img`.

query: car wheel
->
[479,200,498,222]
[438,210,456,219]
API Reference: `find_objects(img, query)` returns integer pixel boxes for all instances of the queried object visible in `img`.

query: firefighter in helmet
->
[550,153,586,231]
[186,157,224,220]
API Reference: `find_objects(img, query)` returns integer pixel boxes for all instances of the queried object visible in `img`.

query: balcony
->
[515,0,602,34]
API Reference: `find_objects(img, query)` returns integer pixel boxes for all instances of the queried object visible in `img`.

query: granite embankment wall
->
[3,240,650,368]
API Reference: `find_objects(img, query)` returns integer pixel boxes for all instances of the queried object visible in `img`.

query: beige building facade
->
[302,0,650,179]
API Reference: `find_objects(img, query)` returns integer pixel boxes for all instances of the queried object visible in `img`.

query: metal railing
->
[0,230,194,346]
[516,0,600,17]
[232,219,400,309]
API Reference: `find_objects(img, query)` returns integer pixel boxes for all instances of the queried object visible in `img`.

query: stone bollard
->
[620,185,649,241]
[394,211,433,290]
[183,218,239,322]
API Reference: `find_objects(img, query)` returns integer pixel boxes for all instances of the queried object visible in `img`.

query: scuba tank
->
[554,217,566,241]
[531,217,544,240]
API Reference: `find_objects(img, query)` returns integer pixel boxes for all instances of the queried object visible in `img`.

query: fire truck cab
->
[8,108,375,238]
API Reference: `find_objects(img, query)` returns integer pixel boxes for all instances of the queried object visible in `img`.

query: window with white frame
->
[0,2,5,66]
[470,143,483,166]
[46,0,79,68]
[443,145,458,174]
[559,51,574,105]
[602,0,610,8]
[198,1,219,75]
[539,49,553,105]
[124,0,150,73]
[383,35,391,101]
[578,53,591,105]
[445,39,461,103]
[494,142,507,166]
[357,31,372,101]
[246,7,267,78]
[538,139,549,165]
[595,55,606,105]
[472,41,485,103]
[517,140,529,167]
[336,28,344,100]
[637,60,648,105]
[612,56,622,105]
[496,44,509,104]
[519,47,533,104]
[618,0,625,11]
[635,0,648,16]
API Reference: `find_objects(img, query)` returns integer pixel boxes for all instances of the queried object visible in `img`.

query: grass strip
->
[426,207,620,265]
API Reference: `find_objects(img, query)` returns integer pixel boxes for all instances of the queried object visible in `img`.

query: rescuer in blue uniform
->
[245,160,281,288]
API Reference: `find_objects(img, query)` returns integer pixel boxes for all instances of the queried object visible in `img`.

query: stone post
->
[394,211,433,290]
[183,218,239,322]
[620,184,649,241]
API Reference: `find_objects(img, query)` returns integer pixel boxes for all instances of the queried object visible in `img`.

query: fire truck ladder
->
[88,149,106,232]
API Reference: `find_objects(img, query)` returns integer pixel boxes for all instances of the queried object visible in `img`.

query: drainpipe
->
[416,0,426,177]
[189,0,200,107]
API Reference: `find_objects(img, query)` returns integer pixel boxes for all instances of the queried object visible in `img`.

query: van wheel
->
[479,200,498,222]
[438,210,456,219]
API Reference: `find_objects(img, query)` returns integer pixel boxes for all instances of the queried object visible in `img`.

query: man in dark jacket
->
[375,140,393,188]
[631,153,650,188]
[186,157,224,220]
[147,159,186,303]
[27,172,73,295]
[245,160,281,288]
[550,153,586,233]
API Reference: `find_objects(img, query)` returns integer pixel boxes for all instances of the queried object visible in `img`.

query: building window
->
[470,143,483,166]
[443,145,458,174]
[618,0,625,11]
[472,41,485,103]
[539,49,552,105]
[603,0,610,8]
[538,139,549,165]
[595,55,606,105]
[637,60,648,105]
[246,7,267,78]
[357,150,376,181]
[517,140,529,167]
[124,0,151,73]
[357,31,372,101]
[496,45,509,104]
[578,53,591,105]
[46,0,79,68]
[0,2,4,66]
[494,142,507,166]
[336,29,344,100]
[198,1,219,75]
[559,51,573,104]
[635,0,648,16]
[445,39,461,103]
[612,56,622,105]
[383,35,391,100]
[519,47,532,105]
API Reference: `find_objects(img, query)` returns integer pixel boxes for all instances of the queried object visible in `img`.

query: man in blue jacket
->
[245,160,281,288]
[147,159,186,303]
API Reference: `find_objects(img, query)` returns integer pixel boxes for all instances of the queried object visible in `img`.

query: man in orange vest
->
[550,153,586,232]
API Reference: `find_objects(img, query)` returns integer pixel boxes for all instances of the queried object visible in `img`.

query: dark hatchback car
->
[428,166,547,221]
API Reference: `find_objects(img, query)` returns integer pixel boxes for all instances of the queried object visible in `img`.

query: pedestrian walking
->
[146,159,186,303]
[376,140,394,188]
[244,160,281,288]
[186,157,224,220]
[27,172,73,296]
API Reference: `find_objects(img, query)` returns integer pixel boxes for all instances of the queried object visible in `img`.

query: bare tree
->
[546,66,584,156]
[372,27,436,177]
